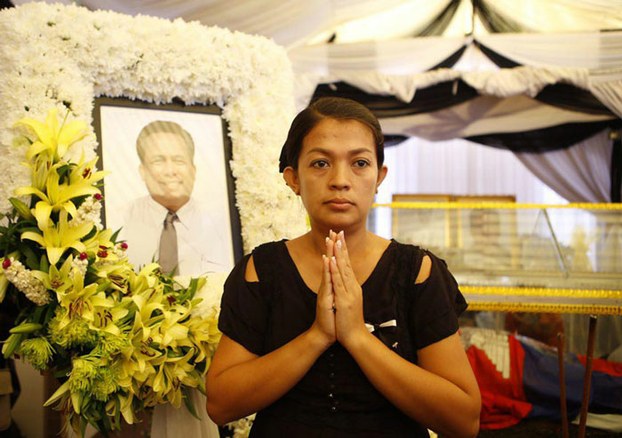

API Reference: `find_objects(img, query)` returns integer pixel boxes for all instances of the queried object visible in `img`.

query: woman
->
[206,97,481,437]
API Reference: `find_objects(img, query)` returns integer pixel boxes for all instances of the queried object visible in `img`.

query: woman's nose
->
[329,164,351,189]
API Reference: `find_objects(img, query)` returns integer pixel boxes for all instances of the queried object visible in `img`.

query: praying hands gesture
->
[314,230,370,351]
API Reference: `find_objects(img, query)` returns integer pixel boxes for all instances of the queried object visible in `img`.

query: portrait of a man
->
[96,101,239,276]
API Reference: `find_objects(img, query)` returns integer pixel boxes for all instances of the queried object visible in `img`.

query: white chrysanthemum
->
[72,195,103,230]
[70,256,89,276]
[2,258,51,306]
[111,243,128,259]
[228,414,256,438]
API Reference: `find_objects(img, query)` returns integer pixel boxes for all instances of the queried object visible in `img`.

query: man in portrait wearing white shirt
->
[121,120,229,438]
[121,120,233,277]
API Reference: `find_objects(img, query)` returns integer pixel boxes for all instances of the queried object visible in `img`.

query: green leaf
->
[39,254,49,272]
[43,380,70,406]
[111,228,121,243]
[182,387,201,420]
[18,242,40,270]
[2,333,24,358]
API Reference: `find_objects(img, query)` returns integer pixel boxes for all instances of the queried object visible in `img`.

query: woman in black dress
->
[206,97,481,437]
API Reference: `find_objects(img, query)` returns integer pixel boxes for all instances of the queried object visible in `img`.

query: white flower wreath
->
[0,2,307,255]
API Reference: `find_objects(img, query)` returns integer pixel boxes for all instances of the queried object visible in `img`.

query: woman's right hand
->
[311,237,337,346]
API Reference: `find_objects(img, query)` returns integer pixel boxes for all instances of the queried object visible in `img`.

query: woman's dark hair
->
[278,97,384,172]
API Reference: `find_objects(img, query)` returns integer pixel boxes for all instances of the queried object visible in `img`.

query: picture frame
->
[93,96,243,275]
[391,194,454,250]
[454,195,519,270]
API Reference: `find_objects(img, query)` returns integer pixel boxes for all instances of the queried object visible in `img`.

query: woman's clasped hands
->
[314,230,369,351]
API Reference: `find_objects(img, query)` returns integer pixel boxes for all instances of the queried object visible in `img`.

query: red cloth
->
[576,354,622,377]
[466,336,532,429]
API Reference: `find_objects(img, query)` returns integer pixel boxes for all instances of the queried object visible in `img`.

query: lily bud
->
[9,197,34,221]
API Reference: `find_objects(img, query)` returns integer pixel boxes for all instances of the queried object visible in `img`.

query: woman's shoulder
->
[251,239,286,254]
[389,239,434,284]
[247,239,289,282]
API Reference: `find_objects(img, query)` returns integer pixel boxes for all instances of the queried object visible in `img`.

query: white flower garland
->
[0,2,307,257]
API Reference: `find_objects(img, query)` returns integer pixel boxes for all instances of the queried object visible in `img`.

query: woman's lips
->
[326,199,353,210]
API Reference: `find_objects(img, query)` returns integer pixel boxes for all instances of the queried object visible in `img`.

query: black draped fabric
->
[312,80,479,147]
[536,84,616,116]
[475,41,619,116]
[465,120,622,153]
[312,80,479,118]
[416,0,463,37]
[310,80,620,152]
[474,41,521,68]
[428,45,468,70]
[473,0,525,33]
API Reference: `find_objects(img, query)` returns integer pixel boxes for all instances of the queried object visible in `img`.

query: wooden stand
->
[557,332,569,438]
[577,315,598,438]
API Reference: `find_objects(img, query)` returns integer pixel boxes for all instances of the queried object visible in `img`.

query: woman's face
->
[284,118,387,232]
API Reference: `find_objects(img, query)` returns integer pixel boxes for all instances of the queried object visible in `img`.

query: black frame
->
[92,96,243,265]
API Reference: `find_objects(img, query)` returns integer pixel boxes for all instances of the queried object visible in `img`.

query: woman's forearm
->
[206,327,332,425]
[344,331,481,438]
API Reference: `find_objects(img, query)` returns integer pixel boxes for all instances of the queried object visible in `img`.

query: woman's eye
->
[354,159,370,168]
[312,160,329,168]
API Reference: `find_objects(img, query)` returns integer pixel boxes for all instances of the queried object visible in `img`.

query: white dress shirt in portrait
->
[120,196,234,276]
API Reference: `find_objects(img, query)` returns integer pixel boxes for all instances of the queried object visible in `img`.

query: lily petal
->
[33,201,53,230]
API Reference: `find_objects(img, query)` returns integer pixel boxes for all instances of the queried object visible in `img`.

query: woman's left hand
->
[328,231,369,349]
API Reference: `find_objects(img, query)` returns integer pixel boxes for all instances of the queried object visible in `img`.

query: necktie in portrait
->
[159,211,179,275]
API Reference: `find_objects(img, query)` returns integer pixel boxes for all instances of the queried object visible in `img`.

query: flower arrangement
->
[0,109,222,436]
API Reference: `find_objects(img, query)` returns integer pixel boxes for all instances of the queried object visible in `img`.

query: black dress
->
[218,239,467,437]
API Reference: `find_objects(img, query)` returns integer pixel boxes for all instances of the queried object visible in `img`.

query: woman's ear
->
[375,165,388,193]
[283,167,300,195]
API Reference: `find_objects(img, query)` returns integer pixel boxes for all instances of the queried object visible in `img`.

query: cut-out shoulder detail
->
[415,254,431,284]
[245,255,259,282]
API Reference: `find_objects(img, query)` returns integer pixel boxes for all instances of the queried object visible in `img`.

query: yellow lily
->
[186,311,221,363]
[82,292,128,335]
[117,326,161,390]
[0,273,8,303]
[30,256,74,298]
[14,108,88,161]
[21,210,92,265]
[83,228,115,256]
[15,159,104,222]
[118,393,136,425]
[152,308,190,348]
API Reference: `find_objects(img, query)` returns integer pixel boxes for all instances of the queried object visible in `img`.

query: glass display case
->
[371,198,622,316]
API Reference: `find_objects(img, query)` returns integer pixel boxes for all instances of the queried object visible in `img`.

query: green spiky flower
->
[19,337,55,371]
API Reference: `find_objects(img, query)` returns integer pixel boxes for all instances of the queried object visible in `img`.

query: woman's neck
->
[306,225,370,256]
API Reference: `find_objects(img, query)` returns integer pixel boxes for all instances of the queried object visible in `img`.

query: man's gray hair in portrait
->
[136,120,195,163]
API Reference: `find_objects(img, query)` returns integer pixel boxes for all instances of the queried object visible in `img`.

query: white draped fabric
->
[291,32,622,115]
[478,0,622,33]
[515,130,613,203]
[289,36,467,75]
[15,0,622,44]
[377,137,566,205]
[12,0,407,48]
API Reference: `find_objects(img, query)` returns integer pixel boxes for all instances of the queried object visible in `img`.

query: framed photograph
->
[391,194,453,250]
[93,97,242,275]
[454,195,518,269]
